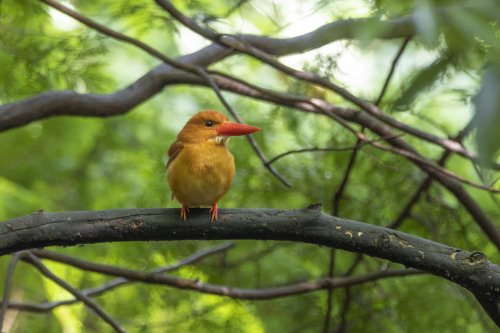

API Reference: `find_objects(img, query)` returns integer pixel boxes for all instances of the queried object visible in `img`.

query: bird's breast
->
[167,142,235,207]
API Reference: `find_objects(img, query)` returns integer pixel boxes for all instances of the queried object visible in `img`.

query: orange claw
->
[181,205,189,221]
[209,203,218,222]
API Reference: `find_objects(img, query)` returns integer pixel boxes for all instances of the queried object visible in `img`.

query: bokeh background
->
[1,0,499,331]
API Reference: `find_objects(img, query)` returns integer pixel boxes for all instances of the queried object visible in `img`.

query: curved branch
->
[26,249,430,300]
[202,75,500,250]
[1,205,500,325]
[0,13,418,133]
[21,251,126,332]
[1,242,234,312]
[156,0,496,170]
[4,265,423,310]
[1,2,498,293]
[0,252,21,331]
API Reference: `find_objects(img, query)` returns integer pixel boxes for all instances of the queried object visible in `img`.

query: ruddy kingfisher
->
[167,111,261,221]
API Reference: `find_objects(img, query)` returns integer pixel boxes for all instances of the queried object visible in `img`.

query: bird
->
[166,110,261,222]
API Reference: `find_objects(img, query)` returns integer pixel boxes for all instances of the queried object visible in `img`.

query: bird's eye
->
[205,121,214,127]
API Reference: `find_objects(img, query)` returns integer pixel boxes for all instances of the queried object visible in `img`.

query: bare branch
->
[154,0,495,170]
[265,137,398,166]
[39,0,197,74]
[0,13,424,134]
[37,0,290,187]
[194,69,292,187]
[1,1,498,253]
[1,206,500,325]
[0,252,22,332]
[21,251,126,333]
[30,249,427,300]
[388,118,474,230]
[375,36,412,106]
[168,74,500,250]
[325,37,413,331]
[1,242,235,313]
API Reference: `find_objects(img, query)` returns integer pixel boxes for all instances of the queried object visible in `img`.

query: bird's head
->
[177,110,261,145]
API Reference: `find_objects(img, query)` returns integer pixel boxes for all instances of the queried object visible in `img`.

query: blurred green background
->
[1,0,499,331]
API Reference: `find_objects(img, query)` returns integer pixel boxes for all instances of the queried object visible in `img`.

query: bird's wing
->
[167,140,184,169]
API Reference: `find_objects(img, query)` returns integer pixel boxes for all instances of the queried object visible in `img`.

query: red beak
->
[216,122,261,136]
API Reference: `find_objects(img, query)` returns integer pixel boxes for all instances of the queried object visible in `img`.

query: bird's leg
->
[209,203,218,222]
[181,205,189,221]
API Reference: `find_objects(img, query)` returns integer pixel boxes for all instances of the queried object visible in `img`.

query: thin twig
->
[265,136,401,166]
[21,252,126,333]
[336,287,352,333]
[216,243,290,268]
[40,0,290,187]
[6,269,424,311]
[23,250,429,300]
[39,0,194,73]
[323,133,363,332]
[2,243,235,313]
[326,38,414,332]
[153,242,236,272]
[196,68,292,187]
[155,0,495,169]
[309,98,500,194]
[388,120,475,229]
[0,252,22,332]
[375,36,412,106]
[322,249,336,333]
[215,59,500,198]
[209,73,500,195]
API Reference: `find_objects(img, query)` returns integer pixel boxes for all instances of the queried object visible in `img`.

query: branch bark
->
[1,7,497,253]
[1,205,500,325]
[0,13,417,133]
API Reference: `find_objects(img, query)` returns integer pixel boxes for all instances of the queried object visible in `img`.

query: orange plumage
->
[167,111,261,221]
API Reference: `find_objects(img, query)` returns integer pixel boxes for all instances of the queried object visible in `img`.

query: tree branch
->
[0,13,419,133]
[0,252,21,332]
[193,69,292,187]
[265,136,401,166]
[155,0,496,171]
[1,205,500,325]
[375,36,412,106]
[20,251,126,332]
[206,75,500,249]
[0,242,234,313]
[29,249,424,301]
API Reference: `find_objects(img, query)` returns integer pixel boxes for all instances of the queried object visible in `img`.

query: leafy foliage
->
[0,0,499,332]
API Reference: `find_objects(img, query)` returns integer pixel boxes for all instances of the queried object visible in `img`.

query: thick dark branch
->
[0,3,498,279]
[1,205,500,325]
[206,76,500,249]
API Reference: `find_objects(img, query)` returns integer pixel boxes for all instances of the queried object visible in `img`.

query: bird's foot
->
[209,203,218,222]
[181,205,189,221]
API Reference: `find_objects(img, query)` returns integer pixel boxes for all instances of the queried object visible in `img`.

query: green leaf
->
[394,57,450,110]
[474,63,500,162]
